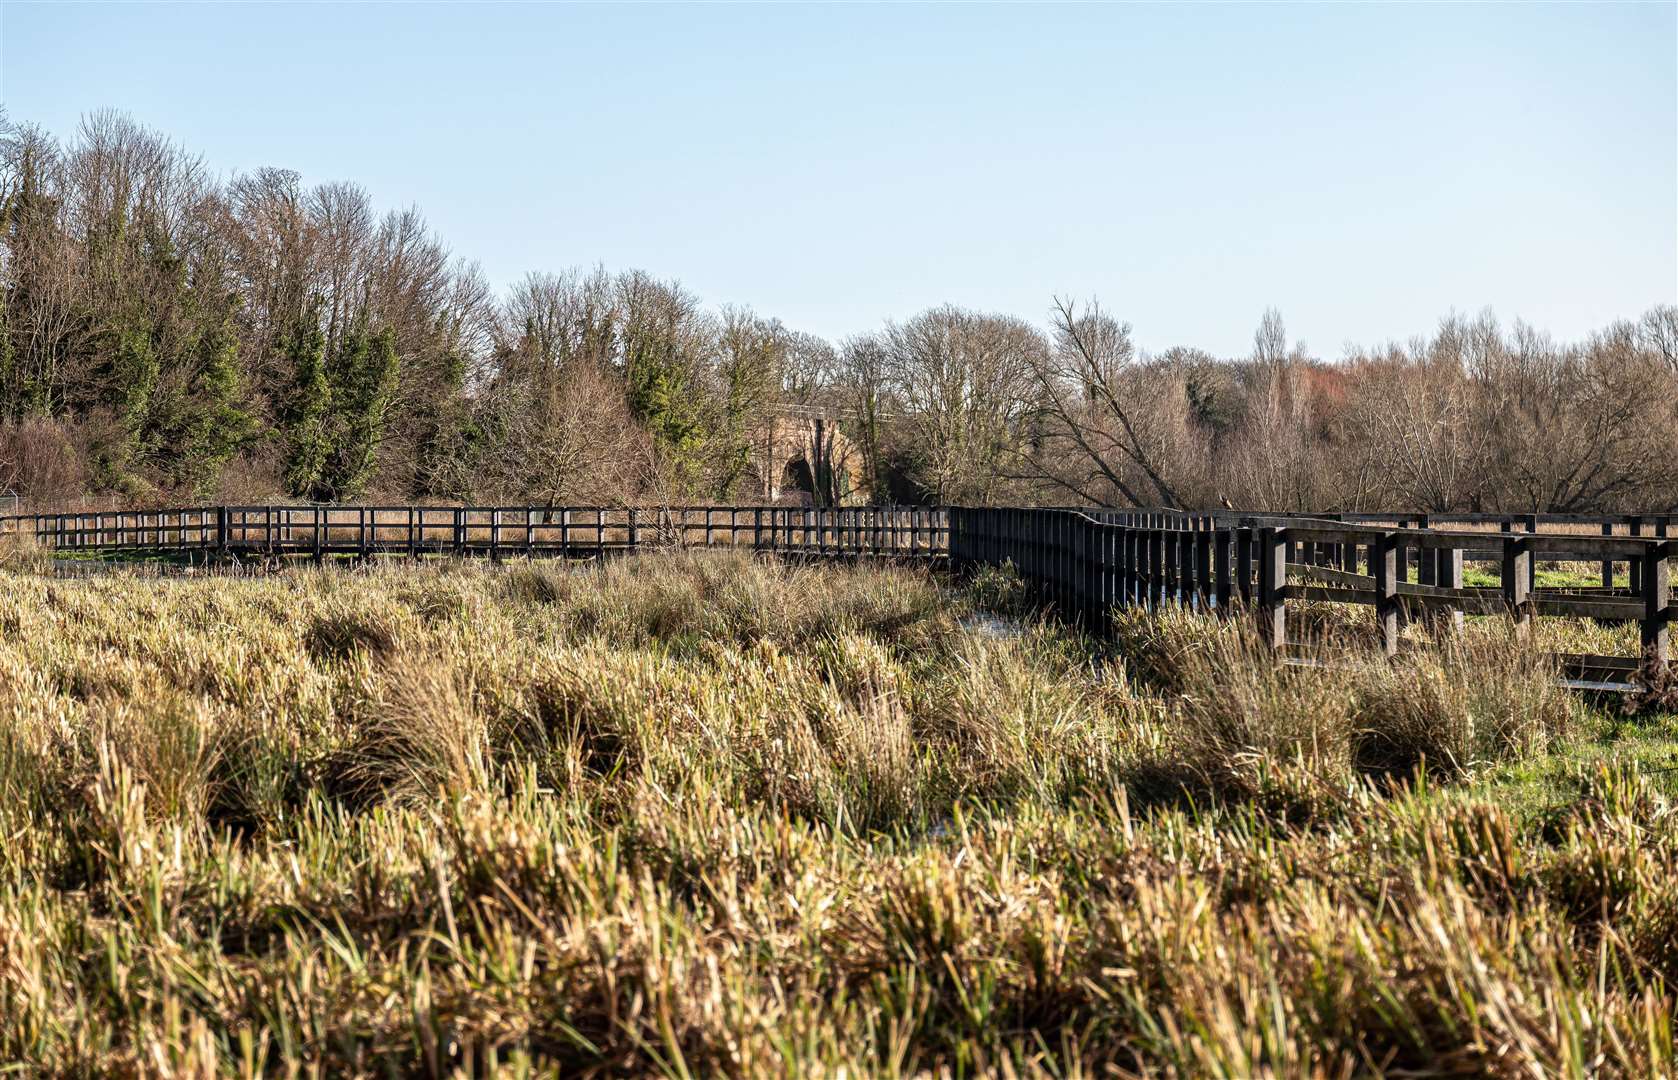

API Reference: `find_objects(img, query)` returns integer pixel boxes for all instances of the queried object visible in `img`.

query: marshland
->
[0,548,1674,1075]
[4,5,1677,1074]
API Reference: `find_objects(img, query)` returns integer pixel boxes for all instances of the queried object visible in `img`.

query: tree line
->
[3,111,1675,513]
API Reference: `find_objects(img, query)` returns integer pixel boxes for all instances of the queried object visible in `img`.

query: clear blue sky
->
[3,2,1673,357]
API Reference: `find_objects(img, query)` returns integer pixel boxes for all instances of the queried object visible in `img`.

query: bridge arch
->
[754,407,867,505]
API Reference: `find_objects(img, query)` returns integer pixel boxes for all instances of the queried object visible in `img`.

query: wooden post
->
[1131,525,1145,608]
[1629,517,1644,594]
[1522,514,1538,592]
[1214,528,1233,614]
[1120,526,1135,607]
[1441,546,1465,634]
[1373,530,1399,658]
[1102,525,1116,623]
[1601,521,1615,589]
[1501,534,1531,639]
[1258,527,1286,651]
[1177,528,1194,608]
[1237,526,1254,607]
[628,508,639,553]
[1194,530,1213,611]
[1072,519,1087,624]
[1056,514,1069,610]
[1088,522,1101,618]
[1148,528,1164,610]
[1641,541,1670,668]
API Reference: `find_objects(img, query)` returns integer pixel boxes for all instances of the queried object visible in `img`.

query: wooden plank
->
[1529,596,1646,621]
[1556,652,1641,675]
[1396,580,1498,602]
[1292,564,1376,589]
[1265,522,1662,559]
[1405,592,1508,617]
[1286,584,1378,606]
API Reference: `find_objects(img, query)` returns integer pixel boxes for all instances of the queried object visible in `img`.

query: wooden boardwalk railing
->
[949,507,1673,680]
[0,504,949,561]
[6,501,1672,680]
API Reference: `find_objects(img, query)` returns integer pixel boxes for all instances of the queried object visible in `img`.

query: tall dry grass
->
[0,552,1670,1075]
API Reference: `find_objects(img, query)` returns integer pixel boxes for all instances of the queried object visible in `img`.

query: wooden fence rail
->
[0,504,950,561]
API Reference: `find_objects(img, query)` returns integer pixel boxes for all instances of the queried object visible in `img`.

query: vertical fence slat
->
[1374,531,1399,657]
[1503,534,1532,639]
[1258,526,1286,650]
[1642,542,1670,667]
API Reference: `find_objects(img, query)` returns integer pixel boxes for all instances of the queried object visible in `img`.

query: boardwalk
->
[951,507,1673,683]
[5,502,1672,682]
[1,504,949,561]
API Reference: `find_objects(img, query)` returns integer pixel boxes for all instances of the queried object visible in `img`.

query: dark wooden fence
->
[0,504,949,561]
[949,507,1673,679]
[6,501,1672,679]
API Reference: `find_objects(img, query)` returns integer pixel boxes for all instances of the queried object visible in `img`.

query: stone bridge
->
[747,405,869,506]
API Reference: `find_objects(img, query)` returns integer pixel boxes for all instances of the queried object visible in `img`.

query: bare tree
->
[1342,343,1487,511]
[882,305,1041,504]
[476,354,653,505]
[1466,315,1678,512]
[1638,304,1678,376]
[1012,297,1195,507]
[834,334,894,500]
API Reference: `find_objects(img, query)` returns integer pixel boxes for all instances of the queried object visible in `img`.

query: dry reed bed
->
[0,553,1673,1076]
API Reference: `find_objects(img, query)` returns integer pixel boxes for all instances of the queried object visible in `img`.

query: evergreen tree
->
[281,311,333,500]
[0,288,16,421]
[409,341,478,498]
[174,313,256,496]
[92,311,164,492]
[325,323,400,499]
[623,317,707,492]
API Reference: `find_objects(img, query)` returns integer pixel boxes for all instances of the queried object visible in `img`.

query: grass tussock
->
[0,552,1671,1075]
[0,530,48,574]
